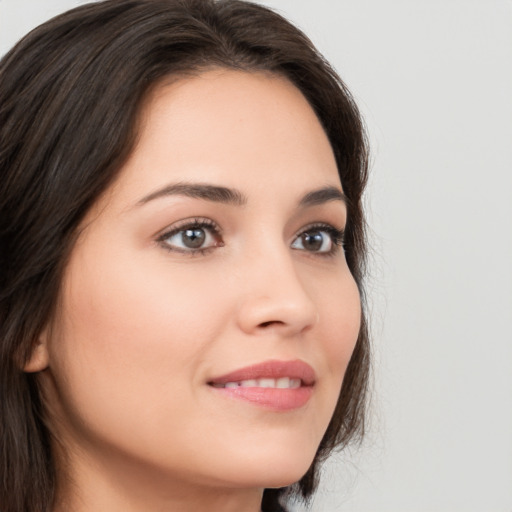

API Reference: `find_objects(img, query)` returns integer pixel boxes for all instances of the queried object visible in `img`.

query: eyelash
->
[157,218,223,256]
[156,218,345,257]
[293,222,345,258]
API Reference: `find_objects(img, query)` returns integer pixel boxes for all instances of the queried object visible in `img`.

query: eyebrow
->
[136,182,347,209]
[137,182,247,207]
[298,186,348,208]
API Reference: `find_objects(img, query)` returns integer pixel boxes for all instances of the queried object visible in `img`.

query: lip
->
[208,359,316,386]
[208,359,316,411]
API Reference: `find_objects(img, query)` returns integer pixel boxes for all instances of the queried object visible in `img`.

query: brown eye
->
[159,220,222,253]
[291,225,344,255]
[300,231,325,252]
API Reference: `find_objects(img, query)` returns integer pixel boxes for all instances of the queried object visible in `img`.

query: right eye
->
[158,219,223,254]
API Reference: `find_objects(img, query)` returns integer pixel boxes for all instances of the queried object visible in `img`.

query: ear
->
[23,333,50,373]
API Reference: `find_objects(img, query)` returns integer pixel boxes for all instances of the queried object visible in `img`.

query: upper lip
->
[208,359,316,386]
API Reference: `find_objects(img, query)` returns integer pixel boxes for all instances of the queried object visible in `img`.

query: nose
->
[235,247,318,337]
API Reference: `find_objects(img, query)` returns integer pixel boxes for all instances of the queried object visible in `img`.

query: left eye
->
[291,226,343,254]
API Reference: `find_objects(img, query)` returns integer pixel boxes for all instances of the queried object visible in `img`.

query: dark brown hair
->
[0,1,369,511]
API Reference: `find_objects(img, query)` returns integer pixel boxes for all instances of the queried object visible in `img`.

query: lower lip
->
[210,386,313,411]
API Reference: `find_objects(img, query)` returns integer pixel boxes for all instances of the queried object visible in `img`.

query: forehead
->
[106,69,341,209]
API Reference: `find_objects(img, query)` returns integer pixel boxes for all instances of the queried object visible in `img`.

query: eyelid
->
[156,217,223,254]
[155,217,221,238]
[295,221,345,241]
[292,222,345,256]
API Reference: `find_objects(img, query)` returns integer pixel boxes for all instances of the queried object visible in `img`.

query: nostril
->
[259,320,284,328]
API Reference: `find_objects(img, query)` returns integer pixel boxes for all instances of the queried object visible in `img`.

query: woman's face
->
[35,70,361,502]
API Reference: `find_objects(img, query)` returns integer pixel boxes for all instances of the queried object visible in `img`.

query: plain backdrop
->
[1,1,511,511]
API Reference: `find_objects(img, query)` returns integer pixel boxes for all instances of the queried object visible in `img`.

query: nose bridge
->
[236,237,318,335]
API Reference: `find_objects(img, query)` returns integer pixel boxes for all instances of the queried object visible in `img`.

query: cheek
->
[315,262,361,345]
[324,276,361,369]
[45,244,228,449]
[312,271,361,408]
[58,241,225,357]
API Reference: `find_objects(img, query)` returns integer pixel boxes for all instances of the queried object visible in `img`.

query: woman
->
[0,1,369,511]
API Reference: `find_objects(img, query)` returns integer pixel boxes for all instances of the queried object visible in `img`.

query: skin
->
[26,70,361,512]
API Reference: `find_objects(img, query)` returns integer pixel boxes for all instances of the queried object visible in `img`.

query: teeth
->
[288,378,301,389]
[215,378,302,389]
[259,378,274,388]
[276,377,290,388]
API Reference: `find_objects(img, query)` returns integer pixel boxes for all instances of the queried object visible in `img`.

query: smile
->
[211,377,302,389]
[208,360,315,411]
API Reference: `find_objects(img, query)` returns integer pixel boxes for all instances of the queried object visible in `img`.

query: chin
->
[259,463,312,490]
[245,462,312,490]
[215,442,317,490]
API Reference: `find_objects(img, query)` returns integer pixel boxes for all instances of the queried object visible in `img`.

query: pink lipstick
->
[208,360,315,411]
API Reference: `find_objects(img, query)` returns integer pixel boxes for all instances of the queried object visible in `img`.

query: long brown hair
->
[0,1,369,511]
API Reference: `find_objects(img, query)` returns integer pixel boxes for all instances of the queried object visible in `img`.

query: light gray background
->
[1,1,511,511]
